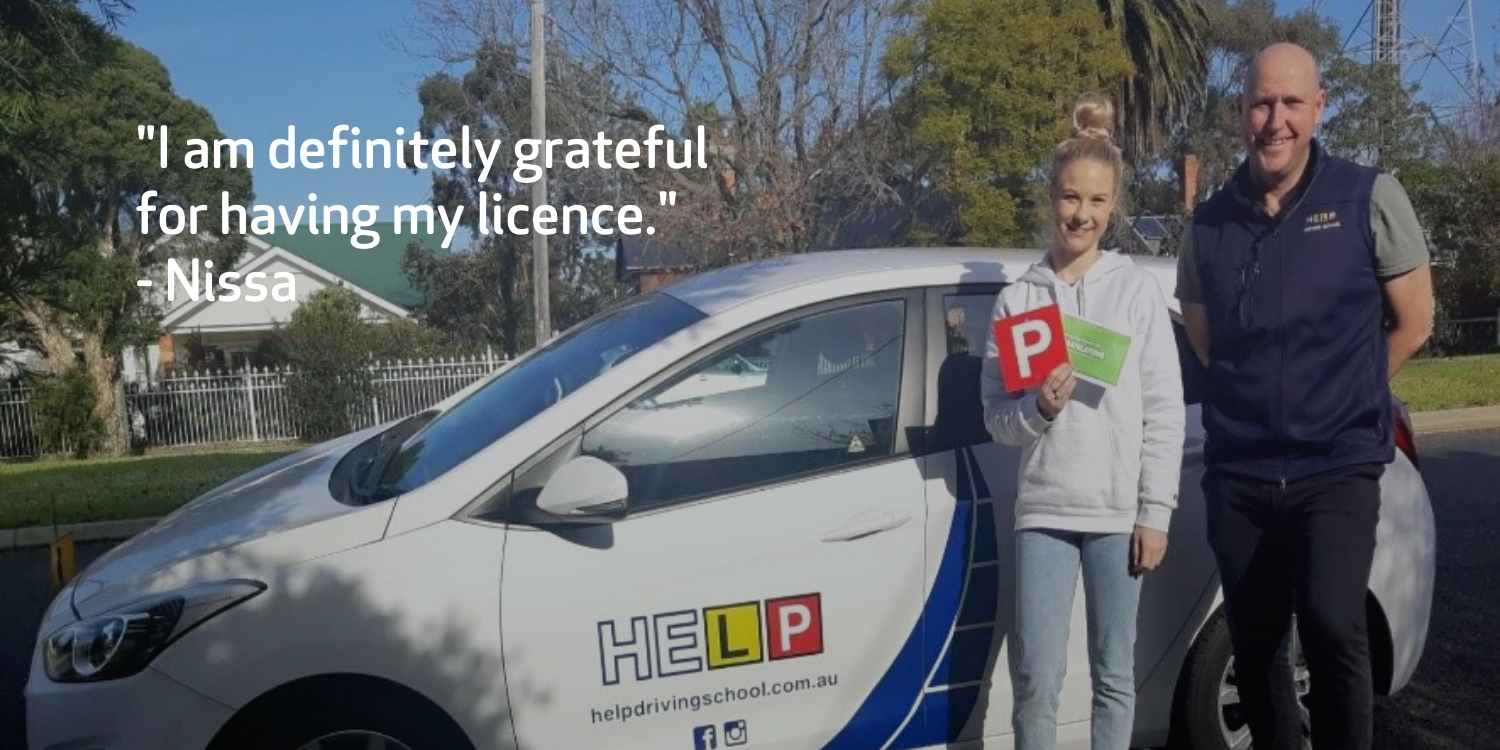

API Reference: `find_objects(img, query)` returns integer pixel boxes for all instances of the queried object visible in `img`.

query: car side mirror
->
[535,455,629,522]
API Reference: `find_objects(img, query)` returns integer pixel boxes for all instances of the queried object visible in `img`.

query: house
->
[126,223,442,380]
[614,235,704,293]
[0,345,41,382]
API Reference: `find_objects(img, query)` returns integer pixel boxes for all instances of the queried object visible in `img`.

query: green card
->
[1062,314,1132,386]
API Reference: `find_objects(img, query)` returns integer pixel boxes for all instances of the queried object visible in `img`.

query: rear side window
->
[582,299,907,512]
[928,292,998,450]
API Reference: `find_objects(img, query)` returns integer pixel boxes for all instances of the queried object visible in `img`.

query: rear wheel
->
[1172,610,1312,749]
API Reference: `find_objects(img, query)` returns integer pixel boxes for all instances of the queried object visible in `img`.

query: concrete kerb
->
[3,518,159,552]
[1410,405,1500,436]
[3,407,1500,550]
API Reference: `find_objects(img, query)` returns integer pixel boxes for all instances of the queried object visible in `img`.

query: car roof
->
[662,247,1181,315]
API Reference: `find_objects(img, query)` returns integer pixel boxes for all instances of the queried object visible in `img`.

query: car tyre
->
[208,675,475,750]
[1171,609,1312,750]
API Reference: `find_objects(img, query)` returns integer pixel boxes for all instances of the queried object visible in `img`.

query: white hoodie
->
[980,251,1185,534]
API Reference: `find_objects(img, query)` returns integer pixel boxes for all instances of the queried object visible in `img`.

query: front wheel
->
[294,731,415,750]
[1171,609,1312,750]
[208,677,475,750]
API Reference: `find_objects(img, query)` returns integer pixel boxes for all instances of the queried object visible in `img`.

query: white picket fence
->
[0,352,510,458]
[0,385,43,458]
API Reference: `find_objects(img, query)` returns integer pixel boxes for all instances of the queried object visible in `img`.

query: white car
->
[25,249,1435,750]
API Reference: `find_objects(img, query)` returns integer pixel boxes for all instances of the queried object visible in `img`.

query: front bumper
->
[25,641,235,750]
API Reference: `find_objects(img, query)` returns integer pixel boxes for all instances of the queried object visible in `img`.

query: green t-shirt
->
[1175,173,1430,304]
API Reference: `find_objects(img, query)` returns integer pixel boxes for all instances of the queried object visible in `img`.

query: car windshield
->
[366,293,705,498]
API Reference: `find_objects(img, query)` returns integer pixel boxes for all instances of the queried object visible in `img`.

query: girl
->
[980,94,1185,750]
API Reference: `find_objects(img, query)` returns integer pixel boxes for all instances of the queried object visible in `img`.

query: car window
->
[368,293,705,498]
[930,292,998,450]
[582,299,906,512]
[943,293,997,357]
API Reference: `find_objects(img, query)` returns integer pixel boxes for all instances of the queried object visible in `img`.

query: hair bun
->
[1072,93,1115,143]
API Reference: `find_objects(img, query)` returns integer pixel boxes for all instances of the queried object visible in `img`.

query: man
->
[1176,43,1434,750]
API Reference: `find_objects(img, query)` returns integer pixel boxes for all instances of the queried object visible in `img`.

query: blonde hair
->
[1049,93,1126,197]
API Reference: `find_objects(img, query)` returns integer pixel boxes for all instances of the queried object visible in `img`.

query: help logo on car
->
[598,593,824,685]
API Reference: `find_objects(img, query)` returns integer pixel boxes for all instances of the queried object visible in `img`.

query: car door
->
[902,285,1097,746]
[911,286,1221,749]
[498,293,934,750]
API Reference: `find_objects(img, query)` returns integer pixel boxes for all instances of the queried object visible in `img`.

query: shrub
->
[31,368,104,458]
[282,286,376,441]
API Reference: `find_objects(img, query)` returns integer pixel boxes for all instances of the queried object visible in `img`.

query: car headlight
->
[43,579,264,683]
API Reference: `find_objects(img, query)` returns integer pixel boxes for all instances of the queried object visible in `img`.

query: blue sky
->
[1279,0,1497,102]
[114,0,1496,219]
[117,0,435,221]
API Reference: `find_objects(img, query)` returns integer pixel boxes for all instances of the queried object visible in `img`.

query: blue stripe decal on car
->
[966,447,993,499]
[891,685,986,748]
[957,564,1000,626]
[972,502,999,563]
[929,626,995,687]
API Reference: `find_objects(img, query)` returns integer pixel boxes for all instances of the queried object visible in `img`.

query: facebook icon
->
[693,724,718,749]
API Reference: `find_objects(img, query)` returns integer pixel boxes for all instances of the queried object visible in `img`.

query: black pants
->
[1203,463,1383,750]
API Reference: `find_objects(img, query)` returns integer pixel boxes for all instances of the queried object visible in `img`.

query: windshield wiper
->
[352,411,438,504]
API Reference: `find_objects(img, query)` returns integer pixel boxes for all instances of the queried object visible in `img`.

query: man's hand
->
[1036,363,1077,420]
[1131,525,1168,576]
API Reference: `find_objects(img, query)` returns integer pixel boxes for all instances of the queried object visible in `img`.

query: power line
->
[1340,0,1485,112]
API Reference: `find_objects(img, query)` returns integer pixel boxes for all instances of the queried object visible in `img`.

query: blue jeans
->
[1010,529,1141,750]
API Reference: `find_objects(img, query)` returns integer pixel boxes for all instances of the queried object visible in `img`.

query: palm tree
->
[1094,0,1211,159]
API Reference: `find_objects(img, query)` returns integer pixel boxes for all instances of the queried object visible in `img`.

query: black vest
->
[1191,143,1394,481]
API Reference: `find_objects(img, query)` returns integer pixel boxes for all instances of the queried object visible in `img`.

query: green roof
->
[261,222,445,310]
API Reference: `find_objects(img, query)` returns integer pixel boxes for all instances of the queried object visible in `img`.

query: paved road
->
[2,431,1497,749]
[1370,429,1500,749]
[1,539,117,750]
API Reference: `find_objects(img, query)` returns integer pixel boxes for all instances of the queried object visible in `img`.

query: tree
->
[881,0,1133,245]
[0,0,129,133]
[2,36,251,454]
[1401,154,1500,353]
[0,1,114,342]
[403,236,628,352]
[403,24,636,355]
[1093,0,1210,160]
[415,0,912,264]
[1322,59,1442,170]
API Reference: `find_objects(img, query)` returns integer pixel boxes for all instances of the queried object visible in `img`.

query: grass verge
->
[1392,354,1500,412]
[0,442,302,529]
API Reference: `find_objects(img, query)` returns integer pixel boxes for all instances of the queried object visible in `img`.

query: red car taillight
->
[1393,400,1419,469]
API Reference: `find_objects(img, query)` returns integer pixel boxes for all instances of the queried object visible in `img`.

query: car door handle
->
[820,510,912,542]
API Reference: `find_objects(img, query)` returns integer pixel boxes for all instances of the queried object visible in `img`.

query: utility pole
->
[1374,0,1401,67]
[530,0,551,345]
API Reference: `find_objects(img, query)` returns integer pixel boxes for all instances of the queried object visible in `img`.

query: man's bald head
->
[1241,42,1327,194]
[1246,43,1322,93]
